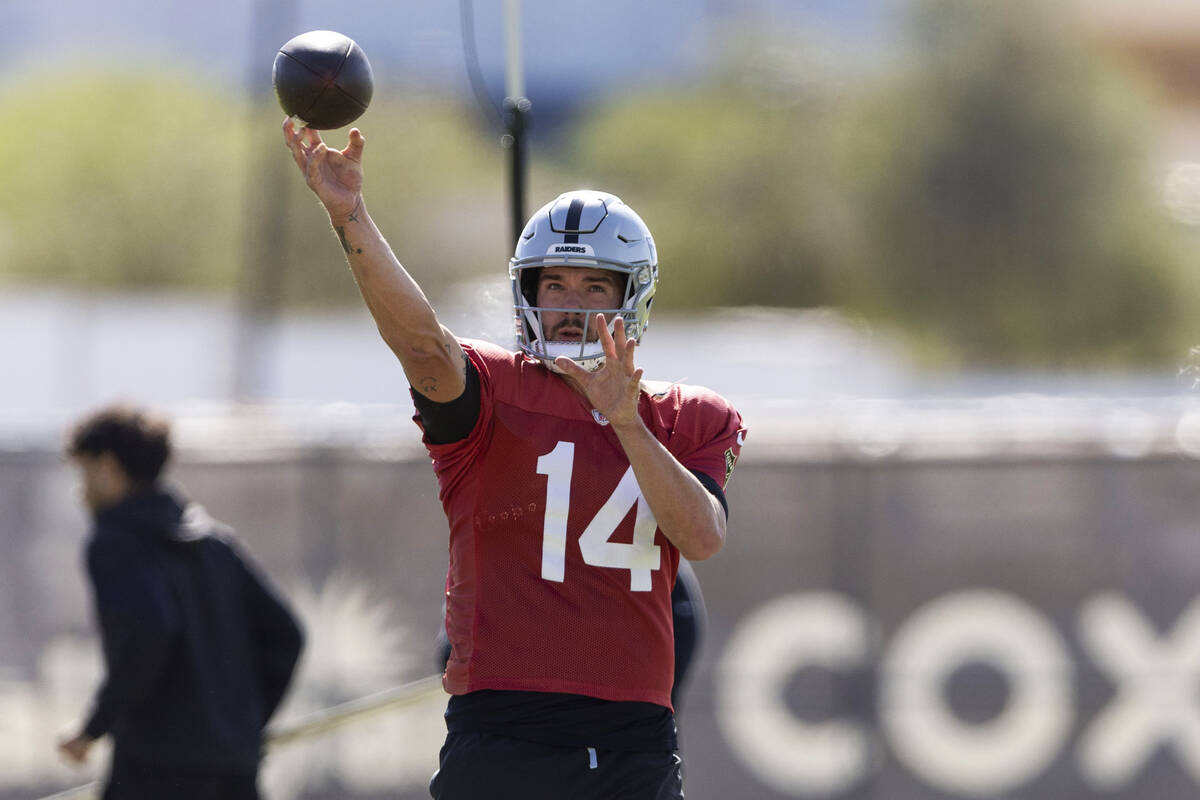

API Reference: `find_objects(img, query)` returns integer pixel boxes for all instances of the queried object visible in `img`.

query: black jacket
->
[81,487,304,774]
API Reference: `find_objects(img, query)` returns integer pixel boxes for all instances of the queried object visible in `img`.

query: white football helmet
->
[509,190,658,372]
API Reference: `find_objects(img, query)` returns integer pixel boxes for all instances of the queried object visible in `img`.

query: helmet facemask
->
[511,261,655,372]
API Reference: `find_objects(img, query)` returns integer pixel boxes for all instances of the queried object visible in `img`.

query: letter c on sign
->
[715,592,874,795]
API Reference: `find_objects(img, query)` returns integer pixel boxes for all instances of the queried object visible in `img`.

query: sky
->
[0,0,890,113]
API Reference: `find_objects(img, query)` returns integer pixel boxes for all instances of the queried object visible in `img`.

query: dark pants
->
[103,757,259,800]
[429,731,684,800]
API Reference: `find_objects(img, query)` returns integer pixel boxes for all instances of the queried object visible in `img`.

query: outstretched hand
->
[555,315,644,428]
[282,118,365,220]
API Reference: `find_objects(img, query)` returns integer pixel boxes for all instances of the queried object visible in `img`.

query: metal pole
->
[234,0,297,401]
[503,0,525,102]
[503,98,531,249]
[502,0,530,249]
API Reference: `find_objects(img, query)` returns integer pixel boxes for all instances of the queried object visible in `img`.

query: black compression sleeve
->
[411,359,481,444]
[689,469,728,518]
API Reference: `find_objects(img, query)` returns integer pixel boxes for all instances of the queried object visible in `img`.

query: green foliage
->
[2,3,1197,368]
[836,0,1196,367]
[0,66,508,308]
[0,66,246,291]
[560,55,850,312]
[547,1,1197,367]
[265,94,508,308]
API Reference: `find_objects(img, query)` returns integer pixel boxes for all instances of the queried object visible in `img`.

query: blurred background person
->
[57,404,305,800]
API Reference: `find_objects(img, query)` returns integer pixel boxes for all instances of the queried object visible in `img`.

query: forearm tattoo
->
[335,225,361,255]
[335,197,364,255]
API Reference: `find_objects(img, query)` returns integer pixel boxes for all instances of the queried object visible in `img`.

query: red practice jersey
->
[419,339,746,709]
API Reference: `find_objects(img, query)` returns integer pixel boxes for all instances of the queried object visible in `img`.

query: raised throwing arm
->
[282,120,466,401]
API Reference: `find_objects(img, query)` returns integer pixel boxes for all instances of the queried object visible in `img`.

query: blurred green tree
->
[271,90,509,307]
[0,68,507,307]
[560,32,852,312]
[558,1,1197,367]
[3,2,1196,369]
[838,0,1196,367]
[0,69,245,292]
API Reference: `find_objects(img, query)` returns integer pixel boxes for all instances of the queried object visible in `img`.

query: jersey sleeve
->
[668,386,747,492]
[412,340,501,499]
[410,358,482,444]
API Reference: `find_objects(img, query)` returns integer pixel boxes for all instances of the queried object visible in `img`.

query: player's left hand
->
[555,314,643,428]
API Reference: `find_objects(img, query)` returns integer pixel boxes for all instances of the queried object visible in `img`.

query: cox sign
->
[716,589,1200,797]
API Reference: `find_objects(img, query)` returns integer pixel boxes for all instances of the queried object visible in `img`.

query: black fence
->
[7,431,1200,799]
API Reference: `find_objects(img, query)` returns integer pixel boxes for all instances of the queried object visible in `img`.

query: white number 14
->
[537,441,661,591]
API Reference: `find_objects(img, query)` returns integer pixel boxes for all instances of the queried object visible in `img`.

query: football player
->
[283,121,745,800]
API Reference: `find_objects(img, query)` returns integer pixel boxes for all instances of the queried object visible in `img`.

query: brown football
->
[273,30,374,130]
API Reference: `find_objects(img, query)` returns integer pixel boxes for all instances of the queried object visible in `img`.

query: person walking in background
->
[57,404,304,800]
[284,120,745,800]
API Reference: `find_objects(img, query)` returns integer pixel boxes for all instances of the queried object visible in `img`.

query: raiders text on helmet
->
[509,190,658,372]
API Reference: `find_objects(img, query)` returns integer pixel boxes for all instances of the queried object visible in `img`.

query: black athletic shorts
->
[429,731,684,800]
